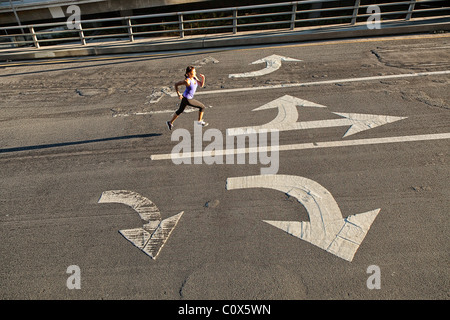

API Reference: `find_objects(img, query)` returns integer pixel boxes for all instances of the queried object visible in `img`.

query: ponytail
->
[185,65,195,78]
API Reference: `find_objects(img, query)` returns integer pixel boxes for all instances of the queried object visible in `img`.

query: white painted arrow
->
[226,175,380,262]
[229,55,301,78]
[226,95,407,138]
[226,95,326,136]
[192,56,220,67]
[98,190,183,259]
[145,86,172,104]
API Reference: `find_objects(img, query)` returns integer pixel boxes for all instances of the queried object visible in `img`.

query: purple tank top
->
[183,78,198,99]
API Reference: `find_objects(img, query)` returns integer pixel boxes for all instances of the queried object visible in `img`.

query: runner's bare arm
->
[197,74,205,87]
[174,79,188,99]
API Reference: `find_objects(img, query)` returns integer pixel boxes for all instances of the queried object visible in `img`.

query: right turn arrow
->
[226,174,380,262]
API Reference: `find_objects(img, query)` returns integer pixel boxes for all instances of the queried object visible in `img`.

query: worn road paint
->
[98,190,183,259]
[112,105,213,117]
[193,56,219,67]
[229,55,301,78]
[226,174,380,262]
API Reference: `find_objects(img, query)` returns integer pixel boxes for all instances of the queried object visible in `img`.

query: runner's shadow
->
[0,133,161,154]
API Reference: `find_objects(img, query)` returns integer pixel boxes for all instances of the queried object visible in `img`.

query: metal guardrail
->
[0,0,449,49]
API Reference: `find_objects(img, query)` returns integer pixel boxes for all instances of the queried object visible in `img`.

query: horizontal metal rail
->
[0,0,448,49]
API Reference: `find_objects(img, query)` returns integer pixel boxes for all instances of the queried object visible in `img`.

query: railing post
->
[78,23,86,45]
[351,0,361,25]
[290,2,297,30]
[29,26,39,48]
[178,13,184,38]
[126,17,134,42]
[233,8,238,34]
[406,0,416,21]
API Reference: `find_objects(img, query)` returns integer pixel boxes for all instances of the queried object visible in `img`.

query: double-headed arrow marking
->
[229,55,301,78]
[227,95,407,137]
[227,174,380,262]
[98,190,183,259]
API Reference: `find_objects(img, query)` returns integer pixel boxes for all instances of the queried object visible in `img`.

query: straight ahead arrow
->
[227,95,407,138]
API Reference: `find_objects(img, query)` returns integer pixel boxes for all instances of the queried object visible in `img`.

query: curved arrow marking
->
[227,95,407,137]
[229,55,301,78]
[226,175,380,262]
[251,94,328,124]
[98,190,183,259]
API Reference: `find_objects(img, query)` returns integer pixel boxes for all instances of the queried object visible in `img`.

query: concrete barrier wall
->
[1,17,449,61]
[1,0,449,61]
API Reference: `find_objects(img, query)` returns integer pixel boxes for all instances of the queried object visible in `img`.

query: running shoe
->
[166,121,173,130]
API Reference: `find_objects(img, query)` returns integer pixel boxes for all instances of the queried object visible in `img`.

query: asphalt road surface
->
[1,33,449,300]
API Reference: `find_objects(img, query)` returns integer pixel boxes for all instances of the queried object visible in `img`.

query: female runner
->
[166,66,208,130]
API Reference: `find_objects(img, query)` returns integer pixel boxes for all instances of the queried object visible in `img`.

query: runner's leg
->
[169,97,188,124]
[185,98,205,121]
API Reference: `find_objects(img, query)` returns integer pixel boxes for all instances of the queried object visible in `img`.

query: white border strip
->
[151,133,450,161]
[169,71,450,97]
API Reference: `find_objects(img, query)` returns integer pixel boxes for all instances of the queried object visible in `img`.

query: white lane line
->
[113,109,191,117]
[150,133,450,161]
[112,106,213,117]
[169,70,450,97]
